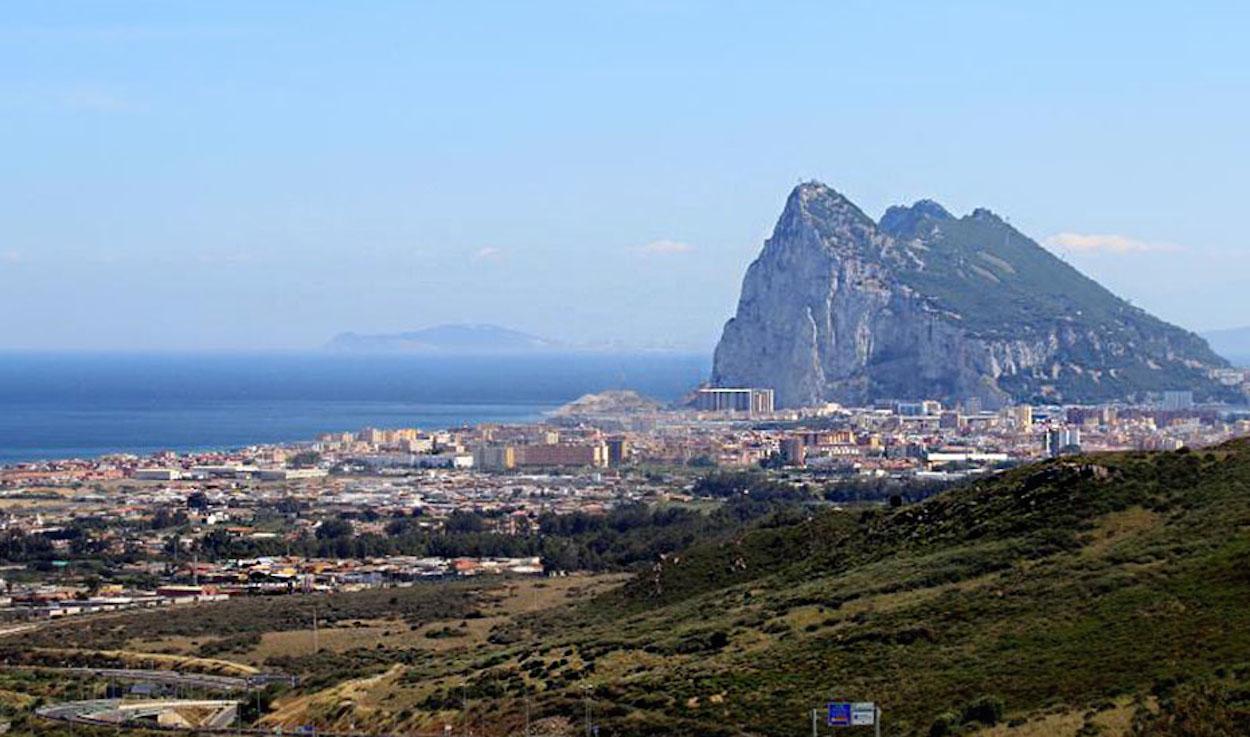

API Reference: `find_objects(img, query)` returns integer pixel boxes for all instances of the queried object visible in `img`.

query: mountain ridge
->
[712,181,1233,408]
[1203,325,1250,365]
[324,324,562,355]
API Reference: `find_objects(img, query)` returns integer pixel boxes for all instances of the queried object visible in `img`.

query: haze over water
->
[0,352,708,463]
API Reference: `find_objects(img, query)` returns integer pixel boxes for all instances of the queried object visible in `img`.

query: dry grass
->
[257,619,418,660]
[250,575,629,732]
[1081,506,1162,557]
[240,575,628,663]
[27,647,260,676]
[0,688,37,709]
[262,664,405,730]
[972,699,1141,737]
[484,574,629,616]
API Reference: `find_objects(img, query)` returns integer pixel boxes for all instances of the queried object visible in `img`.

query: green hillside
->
[879,204,1230,402]
[891,210,1214,352]
[513,441,1248,736]
[471,441,1250,736]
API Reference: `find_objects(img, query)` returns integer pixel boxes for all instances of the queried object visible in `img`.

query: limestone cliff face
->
[712,182,1230,408]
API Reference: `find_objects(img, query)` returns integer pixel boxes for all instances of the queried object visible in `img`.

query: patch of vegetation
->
[887,210,1231,401]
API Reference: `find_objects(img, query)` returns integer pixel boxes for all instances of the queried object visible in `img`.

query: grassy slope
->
[896,212,1217,356]
[887,211,1229,401]
[419,440,1250,737]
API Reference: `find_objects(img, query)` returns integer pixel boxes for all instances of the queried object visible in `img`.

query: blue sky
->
[1,2,1247,351]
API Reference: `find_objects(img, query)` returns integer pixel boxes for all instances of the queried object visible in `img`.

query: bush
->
[928,711,960,736]
[962,695,1004,726]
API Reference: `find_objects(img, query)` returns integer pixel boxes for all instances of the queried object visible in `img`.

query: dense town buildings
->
[2,386,1248,625]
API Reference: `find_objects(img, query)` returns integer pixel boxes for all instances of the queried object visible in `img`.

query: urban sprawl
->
[3,383,1248,626]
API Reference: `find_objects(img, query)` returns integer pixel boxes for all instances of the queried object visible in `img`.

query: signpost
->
[826,703,852,727]
[850,703,876,727]
[815,701,881,737]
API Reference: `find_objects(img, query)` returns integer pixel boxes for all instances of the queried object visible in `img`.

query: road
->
[37,698,240,727]
[38,697,442,736]
[7,664,255,691]
[28,666,443,737]
[7,664,300,690]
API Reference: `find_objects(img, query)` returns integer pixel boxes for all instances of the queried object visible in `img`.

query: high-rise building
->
[605,437,630,467]
[695,388,775,414]
[515,443,608,468]
[780,437,806,466]
[1162,390,1194,411]
[472,445,516,471]
[1013,405,1033,431]
[358,427,387,444]
[1043,427,1082,457]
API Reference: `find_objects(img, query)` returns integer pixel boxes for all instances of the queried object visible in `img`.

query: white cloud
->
[473,247,503,262]
[1,250,23,264]
[634,239,695,255]
[1044,232,1183,255]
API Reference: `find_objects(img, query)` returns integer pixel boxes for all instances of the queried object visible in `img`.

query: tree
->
[315,519,354,540]
[444,510,487,534]
[289,451,322,468]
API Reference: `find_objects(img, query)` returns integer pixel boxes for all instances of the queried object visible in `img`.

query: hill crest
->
[712,181,1232,407]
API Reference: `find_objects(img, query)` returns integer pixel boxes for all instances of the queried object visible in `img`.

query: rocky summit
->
[712,181,1232,408]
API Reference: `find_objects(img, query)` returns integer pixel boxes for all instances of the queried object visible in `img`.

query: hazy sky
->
[2,2,1247,351]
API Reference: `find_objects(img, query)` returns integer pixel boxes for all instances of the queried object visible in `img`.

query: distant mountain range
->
[1202,326,1250,366]
[713,181,1236,407]
[326,324,708,356]
[325,324,563,355]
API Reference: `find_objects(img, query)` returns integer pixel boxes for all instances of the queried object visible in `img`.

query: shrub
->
[928,711,960,736]
[962,695,1004,726]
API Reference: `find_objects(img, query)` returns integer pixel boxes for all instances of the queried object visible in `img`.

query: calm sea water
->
[0,352,709,463]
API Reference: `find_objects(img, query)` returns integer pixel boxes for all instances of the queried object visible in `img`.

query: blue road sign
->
[827,702,852,727]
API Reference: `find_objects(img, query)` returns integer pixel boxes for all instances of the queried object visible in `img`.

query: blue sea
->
[0,352,710,463]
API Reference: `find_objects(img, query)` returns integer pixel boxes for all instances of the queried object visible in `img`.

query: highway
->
[38,697,443,736]
[4,669,253,694]
[63,666,251,691]
[7,664,296,691]
[29,666,444,737]
[39,698,238,724]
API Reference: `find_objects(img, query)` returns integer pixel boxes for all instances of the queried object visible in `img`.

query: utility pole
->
[581,684,593,737]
